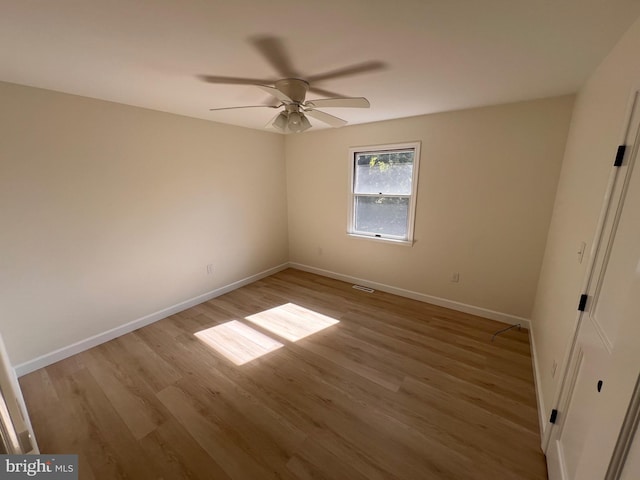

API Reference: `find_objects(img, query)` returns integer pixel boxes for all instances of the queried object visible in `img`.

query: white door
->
[546,91,640,479]
[573,150,640,478]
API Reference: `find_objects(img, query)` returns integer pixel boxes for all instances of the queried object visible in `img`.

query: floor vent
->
[352,284,375,293]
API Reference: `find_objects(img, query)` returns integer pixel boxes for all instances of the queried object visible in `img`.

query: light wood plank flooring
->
[19,268,547,479]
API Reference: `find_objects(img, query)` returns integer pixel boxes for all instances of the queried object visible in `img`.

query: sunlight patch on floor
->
[245,303,339,342]
[194,320,284,365]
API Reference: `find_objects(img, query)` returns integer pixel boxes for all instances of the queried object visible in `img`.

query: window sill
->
[347,233,414,246]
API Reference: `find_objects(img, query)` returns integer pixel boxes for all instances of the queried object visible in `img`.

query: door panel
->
[547,322,611,479]
[589,160,640,349]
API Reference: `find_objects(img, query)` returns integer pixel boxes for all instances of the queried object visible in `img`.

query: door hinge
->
[550,409,558,424]
[614,145,626,167]
[578,294,588,312]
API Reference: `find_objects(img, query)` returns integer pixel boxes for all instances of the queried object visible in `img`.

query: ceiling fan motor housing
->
[275,78,309,104]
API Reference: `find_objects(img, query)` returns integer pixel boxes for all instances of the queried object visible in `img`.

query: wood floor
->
[19,269,547,479]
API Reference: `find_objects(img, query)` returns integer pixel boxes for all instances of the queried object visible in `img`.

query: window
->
[348,142,420,244]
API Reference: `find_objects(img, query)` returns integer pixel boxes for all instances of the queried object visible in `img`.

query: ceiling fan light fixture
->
[288,111,302,126]
[287,111,311,133]
[273,112,288,131]
[299,114,312,132]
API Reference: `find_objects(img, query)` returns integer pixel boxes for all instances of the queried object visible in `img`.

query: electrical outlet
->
[552,359,558,378]
[450,272,460,283]
[206,264,214,275]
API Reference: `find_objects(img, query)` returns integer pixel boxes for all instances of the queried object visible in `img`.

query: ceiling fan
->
[200,35,385,133]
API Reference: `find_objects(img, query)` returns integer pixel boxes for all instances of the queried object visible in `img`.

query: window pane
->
[354,150,414,195]
[354,196,409,238]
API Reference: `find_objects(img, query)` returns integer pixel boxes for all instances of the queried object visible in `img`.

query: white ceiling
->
[2,0,640,133]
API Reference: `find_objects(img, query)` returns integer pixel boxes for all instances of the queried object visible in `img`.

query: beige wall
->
[531,17,640,425]
[286,96,574,319]
[0,82,288,366]
[0,80,578,373]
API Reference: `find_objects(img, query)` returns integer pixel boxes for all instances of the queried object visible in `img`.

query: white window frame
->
[347,141,421,245]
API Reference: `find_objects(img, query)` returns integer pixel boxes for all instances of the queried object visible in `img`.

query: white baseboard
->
[288,262,531,328]
[528,322,548,442]
[15,261,532,377]
[14,263,289,377]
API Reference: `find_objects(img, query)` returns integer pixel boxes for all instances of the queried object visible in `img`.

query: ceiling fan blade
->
[305,97,370,109]
[305,109,348,128]
[199,74,275,85]
[256,85,293,104]
[250,35,298,78]
[209,105,280,112]
[307,86,345,98]
[306,61,386,83]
